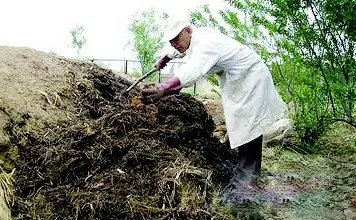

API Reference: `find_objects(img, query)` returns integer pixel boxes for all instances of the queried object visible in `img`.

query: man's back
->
[189,26,261,74]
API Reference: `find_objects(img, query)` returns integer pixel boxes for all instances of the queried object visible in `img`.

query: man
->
[141,18,290,186]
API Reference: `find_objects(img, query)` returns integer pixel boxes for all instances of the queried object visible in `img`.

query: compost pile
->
[1,47,239,219]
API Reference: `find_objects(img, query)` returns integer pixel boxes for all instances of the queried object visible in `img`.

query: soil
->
[200,99,224,126]
[0,46,239,219]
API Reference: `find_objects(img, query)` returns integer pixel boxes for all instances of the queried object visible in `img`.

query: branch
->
[292,12,337,115]
[330,118,356,128]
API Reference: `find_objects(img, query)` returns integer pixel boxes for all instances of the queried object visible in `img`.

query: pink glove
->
[155,55,172,70]
[158,76,182,94]
[141,76,182,102]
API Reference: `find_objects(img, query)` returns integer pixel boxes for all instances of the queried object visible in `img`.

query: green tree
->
[241,0,355,144]
[128,8,165,77]
[190,1,355,147]
[70,25,87,58]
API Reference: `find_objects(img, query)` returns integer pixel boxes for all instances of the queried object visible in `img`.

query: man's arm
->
[173,40,222,87]
[155,50,185,70]
[141,40,222,102]
[140,76,182,103]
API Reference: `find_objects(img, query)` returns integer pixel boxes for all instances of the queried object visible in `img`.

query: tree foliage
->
[190,0,355,147]
[70,25,87,57]
[128,8,165,75]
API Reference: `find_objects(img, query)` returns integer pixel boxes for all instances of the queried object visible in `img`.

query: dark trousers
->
[232,135,263,185]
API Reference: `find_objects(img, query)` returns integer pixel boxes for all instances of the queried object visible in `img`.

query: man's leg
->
[232,135,263,186]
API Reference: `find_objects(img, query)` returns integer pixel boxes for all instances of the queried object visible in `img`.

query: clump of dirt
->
[0,47,239,219]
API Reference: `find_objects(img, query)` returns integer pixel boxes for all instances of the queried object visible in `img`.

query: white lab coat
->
[170,27,290,149]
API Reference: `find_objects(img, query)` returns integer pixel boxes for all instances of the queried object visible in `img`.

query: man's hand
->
[140,87,165,103]
[140,76,182,103]
[155,55,171,70]
[155,51,185,70]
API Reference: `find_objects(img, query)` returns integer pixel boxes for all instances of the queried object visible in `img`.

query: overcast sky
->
[1,0,224,60]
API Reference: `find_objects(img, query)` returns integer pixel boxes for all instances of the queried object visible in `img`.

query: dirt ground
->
[200,99,224,125]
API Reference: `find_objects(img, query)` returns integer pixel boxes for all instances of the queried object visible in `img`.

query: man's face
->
[169,27,191,53]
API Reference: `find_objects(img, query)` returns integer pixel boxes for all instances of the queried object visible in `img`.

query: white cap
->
[162,18,191,42]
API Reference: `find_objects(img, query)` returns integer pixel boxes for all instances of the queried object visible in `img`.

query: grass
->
[207,124,355,220]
